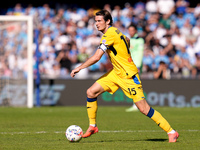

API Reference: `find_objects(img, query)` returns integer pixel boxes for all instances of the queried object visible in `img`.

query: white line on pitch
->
[0,130,199,135]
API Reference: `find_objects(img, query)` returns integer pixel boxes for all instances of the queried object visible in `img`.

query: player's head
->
[128,23,137,38]
[95,10,113,33]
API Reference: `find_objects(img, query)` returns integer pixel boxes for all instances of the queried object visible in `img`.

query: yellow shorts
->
[96,69,145,103]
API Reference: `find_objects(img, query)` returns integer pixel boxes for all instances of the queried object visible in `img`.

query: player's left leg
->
[135,99,179,142]
[123,74,179,142]
[125,67,142,112]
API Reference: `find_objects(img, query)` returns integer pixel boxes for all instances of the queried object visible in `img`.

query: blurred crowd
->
[1,0,200,79]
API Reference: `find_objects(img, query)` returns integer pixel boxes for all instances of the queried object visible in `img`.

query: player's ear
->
[106,19,110,25]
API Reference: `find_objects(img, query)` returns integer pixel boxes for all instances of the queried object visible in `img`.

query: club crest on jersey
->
[102,39,106,44]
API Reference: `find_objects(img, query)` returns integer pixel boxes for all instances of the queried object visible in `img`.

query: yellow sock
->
[147,107,173,133]
[87,100,98,125]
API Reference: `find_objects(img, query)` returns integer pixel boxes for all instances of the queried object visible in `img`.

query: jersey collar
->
[103,26,112,34]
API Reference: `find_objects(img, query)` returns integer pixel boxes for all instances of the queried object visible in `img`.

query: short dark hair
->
[95,9,113,25]
[128,23,137,30]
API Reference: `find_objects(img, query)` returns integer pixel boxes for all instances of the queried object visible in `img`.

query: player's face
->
[128,27,136,38]
[95,15,108,33]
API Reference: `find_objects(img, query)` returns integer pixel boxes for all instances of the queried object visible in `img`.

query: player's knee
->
[138,107,147,115]
[86,88,95,98]
[136,99,150,115]
[137,105,149,115]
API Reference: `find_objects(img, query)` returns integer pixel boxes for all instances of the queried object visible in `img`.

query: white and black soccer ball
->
[65,125,83,142]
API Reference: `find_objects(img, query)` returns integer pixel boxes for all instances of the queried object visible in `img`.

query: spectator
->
[42,56,57,76]
[132,11,147,38]
[194,3,200,18]
[185,37,198,66]
[13,3,25,16]
[146,13,159,32]
[134,0,145,15]
[154,50,170,69]
[154,61,170,79]
[180,19,192,36]
[159,13,172,30]
[56,49,72,75]
[192,19,200,37]
[69,43,79,64]
[192,53,200,78]
[157,0,175,15]
[183,9,196,26]
[194,35,200,53]
[2,1,200,79]
[142,48,154,73]
[171,27,186,51]
[161,34,175,58]
[25,4,37,16]
[152,38,163,56]
[145,0,158,14]
[103,4,112,13]
[77,47,89,63]
[174,46,193,77]
[112,5,122,23]
[153,50,171,79]
[175,0,189,14]
[175,13,186,28]
[54,8,65,23]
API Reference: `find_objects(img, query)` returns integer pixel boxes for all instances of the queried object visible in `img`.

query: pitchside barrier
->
[31,79,200,107]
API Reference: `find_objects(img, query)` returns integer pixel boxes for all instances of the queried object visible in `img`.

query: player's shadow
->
[144,138,167,142]
[82,138,167,143]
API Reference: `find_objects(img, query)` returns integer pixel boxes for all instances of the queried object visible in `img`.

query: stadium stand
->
[1,0,200,79]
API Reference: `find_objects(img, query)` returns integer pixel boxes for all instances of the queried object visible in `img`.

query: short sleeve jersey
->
[99,26,138,78]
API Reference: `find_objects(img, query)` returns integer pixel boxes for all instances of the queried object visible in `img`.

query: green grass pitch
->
[0,106,199,150]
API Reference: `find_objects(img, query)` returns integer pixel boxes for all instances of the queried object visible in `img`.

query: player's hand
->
[70,68,81,78]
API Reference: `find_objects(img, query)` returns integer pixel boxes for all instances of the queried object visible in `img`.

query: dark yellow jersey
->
[99,26,138,78]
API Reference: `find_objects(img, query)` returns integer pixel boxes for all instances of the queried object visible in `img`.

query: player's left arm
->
[70,49,104,77]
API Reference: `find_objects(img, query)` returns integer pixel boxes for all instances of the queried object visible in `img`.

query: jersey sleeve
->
[98,33,114,52]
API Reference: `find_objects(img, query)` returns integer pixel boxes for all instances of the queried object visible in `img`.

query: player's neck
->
[102,25,112,34]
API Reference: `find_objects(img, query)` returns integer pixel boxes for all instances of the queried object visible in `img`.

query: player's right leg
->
[82,82,104,138]
[83,70,119,138]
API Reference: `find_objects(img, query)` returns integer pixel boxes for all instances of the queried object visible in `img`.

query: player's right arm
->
[70,48,104,78]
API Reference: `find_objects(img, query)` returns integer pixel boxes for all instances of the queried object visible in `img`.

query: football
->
[65,125,83,142]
